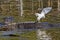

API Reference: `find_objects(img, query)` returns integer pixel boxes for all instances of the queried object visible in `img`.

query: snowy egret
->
[35,7,52,22]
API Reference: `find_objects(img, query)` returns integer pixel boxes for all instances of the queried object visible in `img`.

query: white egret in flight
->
[35,7,52,22]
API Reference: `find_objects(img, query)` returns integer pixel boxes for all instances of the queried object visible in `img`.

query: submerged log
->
[0,22,60,31]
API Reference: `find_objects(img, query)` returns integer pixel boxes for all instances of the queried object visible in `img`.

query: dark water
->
[0,29,35,40]
[0,29,35,37]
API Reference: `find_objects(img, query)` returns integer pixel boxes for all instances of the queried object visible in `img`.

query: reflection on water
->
[37,29,52,40]
[0,29,36,40]
[0,29,52,40]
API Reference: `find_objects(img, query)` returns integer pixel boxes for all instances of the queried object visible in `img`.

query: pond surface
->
[0,29,36,40]
[0,29,52,40]
[0,22,60,40]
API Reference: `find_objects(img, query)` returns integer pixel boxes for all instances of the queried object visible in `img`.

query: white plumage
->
[35,7,52,22]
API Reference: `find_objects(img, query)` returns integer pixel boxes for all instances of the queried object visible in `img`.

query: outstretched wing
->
[41,7,52,14]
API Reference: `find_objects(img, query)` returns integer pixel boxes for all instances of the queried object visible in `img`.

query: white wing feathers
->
[41,7,52,14]
[35,7,52,22]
